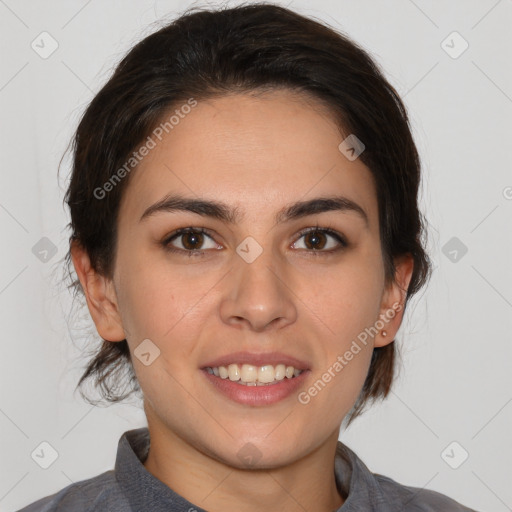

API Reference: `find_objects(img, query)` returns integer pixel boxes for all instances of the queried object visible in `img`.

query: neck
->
[142,414,344,512]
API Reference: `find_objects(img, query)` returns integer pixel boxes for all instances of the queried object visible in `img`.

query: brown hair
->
[62,2,432,425]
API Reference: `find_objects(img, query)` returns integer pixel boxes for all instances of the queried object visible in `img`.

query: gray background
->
[1,1,511,511]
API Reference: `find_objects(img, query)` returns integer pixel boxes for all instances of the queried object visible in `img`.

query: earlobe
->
[375,253,414,348]
[70,241,126,342]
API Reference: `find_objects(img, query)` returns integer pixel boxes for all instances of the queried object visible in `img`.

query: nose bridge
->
[236,239,279,290]
[220,238,297,330]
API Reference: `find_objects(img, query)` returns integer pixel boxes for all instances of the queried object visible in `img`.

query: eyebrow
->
[139,193,369,227]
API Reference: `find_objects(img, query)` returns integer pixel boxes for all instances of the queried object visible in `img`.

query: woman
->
[19,3,477,511]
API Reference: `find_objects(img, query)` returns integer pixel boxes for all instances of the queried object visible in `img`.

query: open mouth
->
[203,363,305,386]
[201,365,309,406]
[200,352,310,405]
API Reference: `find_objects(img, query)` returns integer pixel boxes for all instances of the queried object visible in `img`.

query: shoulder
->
[335,441,478,511]
[374,473,478,511]
[16,470,130,512]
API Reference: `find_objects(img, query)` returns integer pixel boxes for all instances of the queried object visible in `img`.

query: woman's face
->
[83,89,410,468]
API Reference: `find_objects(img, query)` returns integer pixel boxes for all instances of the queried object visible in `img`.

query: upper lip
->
[201,351,310,370]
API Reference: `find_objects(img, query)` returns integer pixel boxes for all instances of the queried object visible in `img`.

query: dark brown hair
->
[62,2,432,425]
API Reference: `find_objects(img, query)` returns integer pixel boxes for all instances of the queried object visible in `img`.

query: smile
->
[205,363,304,386]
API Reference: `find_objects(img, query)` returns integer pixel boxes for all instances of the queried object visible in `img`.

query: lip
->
[201,351,311,371]
[201,368,310,406]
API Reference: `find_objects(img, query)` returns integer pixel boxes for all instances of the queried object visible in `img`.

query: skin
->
[72,89,413,512]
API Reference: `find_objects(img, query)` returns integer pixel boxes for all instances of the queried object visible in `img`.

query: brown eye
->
[303,230,328,250]
[163,228,219,255]
[292,227,347,253]
[181,230,205,250]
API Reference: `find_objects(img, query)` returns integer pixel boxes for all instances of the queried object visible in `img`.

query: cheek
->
[295,257,383,334]
[293,257,382,406]
[296,345,373,431]
[117,252,214,340]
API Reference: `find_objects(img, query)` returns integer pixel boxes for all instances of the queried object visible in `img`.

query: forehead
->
[119,90,378,228]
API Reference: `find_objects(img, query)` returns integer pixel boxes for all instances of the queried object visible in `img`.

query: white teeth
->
[228,363,241,381]
[274,364,286,380]
[206,363,304,385]
[258,365,275,383]
[240,364,258,383]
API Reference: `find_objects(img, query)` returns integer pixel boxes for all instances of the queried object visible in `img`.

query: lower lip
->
[201,369,310,406]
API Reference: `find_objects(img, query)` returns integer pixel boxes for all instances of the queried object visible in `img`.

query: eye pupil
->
[182,231,204,250]
[305,231,326,250]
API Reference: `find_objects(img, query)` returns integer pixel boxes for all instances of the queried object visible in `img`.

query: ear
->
[374,253,414,348]
[70,240,126,342]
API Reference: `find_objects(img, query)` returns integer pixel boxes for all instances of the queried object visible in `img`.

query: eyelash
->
[161,225,348,258]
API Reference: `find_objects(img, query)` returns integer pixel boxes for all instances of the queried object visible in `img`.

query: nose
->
[219,246,298,332]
